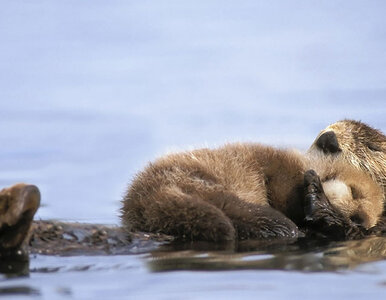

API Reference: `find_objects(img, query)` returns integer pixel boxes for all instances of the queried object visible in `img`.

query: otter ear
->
[366,142,382,152]
[316,131,341,154]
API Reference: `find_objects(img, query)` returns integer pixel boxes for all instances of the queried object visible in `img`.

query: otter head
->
[322,175,383,229]
[309,120,386,190]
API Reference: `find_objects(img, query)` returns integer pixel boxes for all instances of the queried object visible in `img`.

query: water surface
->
[1,236,386,299]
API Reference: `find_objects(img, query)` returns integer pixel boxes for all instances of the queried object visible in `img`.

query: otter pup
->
[0,184,40,253]
[121,143,383,242]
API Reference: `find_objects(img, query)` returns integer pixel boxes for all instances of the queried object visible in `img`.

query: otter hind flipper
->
[122,188,236,242]
[217,193,299,240]
[0,184,40,252]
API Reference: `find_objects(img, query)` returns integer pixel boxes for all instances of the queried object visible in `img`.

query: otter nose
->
[316,131,341,154]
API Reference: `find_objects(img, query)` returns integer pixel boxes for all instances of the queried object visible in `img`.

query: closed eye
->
[350,186,362,199]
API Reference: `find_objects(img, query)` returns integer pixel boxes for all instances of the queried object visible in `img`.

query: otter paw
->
[304,170,329,222]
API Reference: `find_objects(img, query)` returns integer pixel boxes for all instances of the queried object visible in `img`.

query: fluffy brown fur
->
[121,143,383,242]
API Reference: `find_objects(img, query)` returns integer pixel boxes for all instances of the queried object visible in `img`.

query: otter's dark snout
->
[316,131,341,154]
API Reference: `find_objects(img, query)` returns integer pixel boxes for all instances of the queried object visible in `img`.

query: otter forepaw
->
[304,170,328,222]
[303,170,365,239]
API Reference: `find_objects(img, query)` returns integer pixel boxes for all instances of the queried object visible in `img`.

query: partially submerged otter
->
[122,143,384,242]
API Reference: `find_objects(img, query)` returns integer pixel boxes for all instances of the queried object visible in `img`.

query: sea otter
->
[1,120,384,254]
[121,143,383,242]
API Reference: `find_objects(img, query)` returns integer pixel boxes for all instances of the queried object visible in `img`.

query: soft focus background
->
[1,2,386,300]
[1,1,385,225]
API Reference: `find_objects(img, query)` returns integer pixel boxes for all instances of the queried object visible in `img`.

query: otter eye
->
[367,143,381,152]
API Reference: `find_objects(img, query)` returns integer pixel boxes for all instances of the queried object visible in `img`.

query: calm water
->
[0,1,386,299]
[1,237,386,299]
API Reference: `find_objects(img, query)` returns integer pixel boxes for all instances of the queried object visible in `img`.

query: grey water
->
[1,1,386,299]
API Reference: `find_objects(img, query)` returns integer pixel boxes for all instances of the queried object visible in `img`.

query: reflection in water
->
[1,235,385,278]
[0,286,40,296]
[147,236,386,272]
[0,250,30,278]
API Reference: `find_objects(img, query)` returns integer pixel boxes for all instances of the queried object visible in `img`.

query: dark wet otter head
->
[309,120,386,191]
[0,184,40,251]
